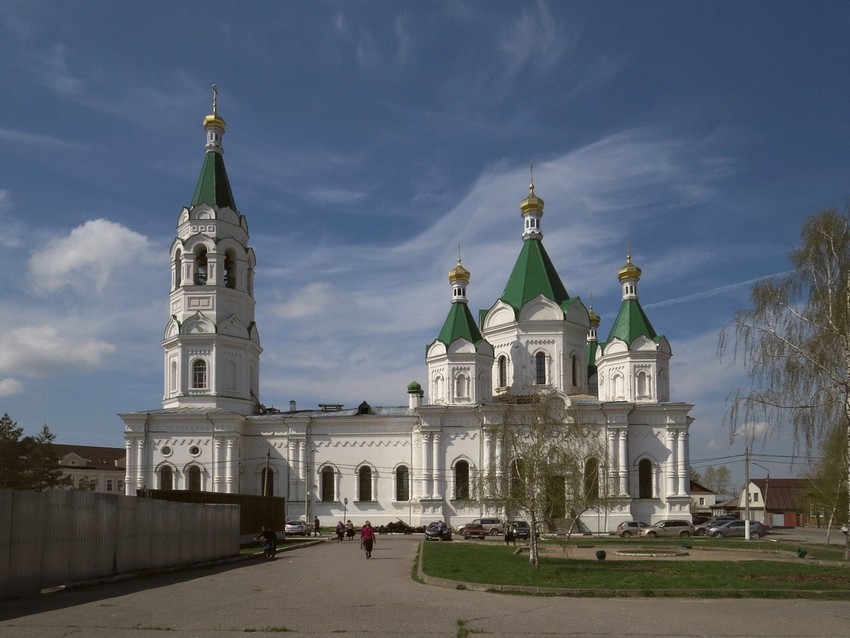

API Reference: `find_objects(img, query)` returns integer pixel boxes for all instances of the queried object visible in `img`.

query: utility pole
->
[744,445,751,540]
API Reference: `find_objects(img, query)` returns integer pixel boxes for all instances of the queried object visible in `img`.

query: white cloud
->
[0,325,115,377]
[28,219,155,295]
[0,378,24,397]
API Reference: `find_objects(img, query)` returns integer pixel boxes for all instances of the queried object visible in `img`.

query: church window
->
[357,466,372,502]
[193,246,208,285]
[613,373,625,400]
[187,465,202,491]
[497,356,508,388]
[174,249,182,288]
[584,457,599,500]
[261,467,274,497]
[535,352,546,385]
[224,249,236,289]
[638,459,652,499]
[192,359,208,389]
[395,466,410,501]
[637,370,649,398]
[454,461,470,499]
[320,466,335,502]
[455,374,469,399]
[571,353,578,387]
[160,466,173,491]
[170,361,178,393]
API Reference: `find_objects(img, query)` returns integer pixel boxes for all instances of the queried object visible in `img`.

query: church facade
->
[121,100,693,533]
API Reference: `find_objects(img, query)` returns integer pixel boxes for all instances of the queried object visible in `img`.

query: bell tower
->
[161,87,262,414]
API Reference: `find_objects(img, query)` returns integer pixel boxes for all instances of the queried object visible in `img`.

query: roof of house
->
[690,479,717,494]
[53,444,125,470]
[751,478,811,512]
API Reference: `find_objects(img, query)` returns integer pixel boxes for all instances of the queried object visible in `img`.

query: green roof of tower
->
[191,151,237,210]
[605,298,660,345]
[500,239,569,312]
[435,302,485,348]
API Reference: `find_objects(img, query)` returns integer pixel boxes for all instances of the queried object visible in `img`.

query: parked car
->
[506,520,531,540]
[616,521,649,538]
[841,523,848,536]
[457,517,503,535]
[462,523,488,539]
[284,520,308,535]
[695,515,738,536]
[707,519,768,539]
[424,521,452,541]
[638,520,694,538]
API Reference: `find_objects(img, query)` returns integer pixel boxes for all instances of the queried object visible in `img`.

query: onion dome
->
[520,182,544,215]
[618,251,642,283]
[449,258,470,284]
[407,381,423,394]
[588,305,601,329]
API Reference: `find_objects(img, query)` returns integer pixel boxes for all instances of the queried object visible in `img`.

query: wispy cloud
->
[644,272,792,310]
[0,325,115,377]
[0,378,24,397]
[0,127,82,149]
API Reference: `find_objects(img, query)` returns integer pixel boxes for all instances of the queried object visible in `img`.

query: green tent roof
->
[191,151,237,210]
[605,298,659,345]
[500,239,569,312]
[435,302,485,348]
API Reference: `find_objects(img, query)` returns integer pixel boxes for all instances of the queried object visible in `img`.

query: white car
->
[284,520,308,535]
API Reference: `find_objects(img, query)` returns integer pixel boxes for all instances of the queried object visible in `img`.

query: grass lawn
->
[420,540,850,598]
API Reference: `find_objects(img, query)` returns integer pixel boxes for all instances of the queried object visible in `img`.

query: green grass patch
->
[421,541,850,596]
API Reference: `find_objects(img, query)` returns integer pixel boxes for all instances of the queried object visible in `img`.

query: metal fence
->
[0,489,240,600]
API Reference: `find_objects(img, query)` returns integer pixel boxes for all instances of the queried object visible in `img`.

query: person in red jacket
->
[360,520,376,558]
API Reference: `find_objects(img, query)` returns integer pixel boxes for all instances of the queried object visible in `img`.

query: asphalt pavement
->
[1,534,849,637]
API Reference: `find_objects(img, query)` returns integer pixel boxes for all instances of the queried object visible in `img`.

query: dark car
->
[695,515,738,536]
[462,523,488,539]
[507,520,531,540]
[424,521,452,541]
[616,521,648,538]
[707,519,768,539]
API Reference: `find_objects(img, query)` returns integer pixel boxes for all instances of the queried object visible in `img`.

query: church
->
[121,97,693,533]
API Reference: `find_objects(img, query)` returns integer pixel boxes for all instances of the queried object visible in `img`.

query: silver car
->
[638,519,694,538]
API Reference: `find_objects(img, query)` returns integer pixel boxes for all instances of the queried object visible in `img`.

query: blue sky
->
[2,1,849,490]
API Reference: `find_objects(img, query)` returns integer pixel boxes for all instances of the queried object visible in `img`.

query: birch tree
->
[719,206,850,559]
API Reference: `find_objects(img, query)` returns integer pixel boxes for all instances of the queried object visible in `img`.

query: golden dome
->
[449,258,470,283]
[618,255,642,282]
[520,183,544,215]
[588,305,601,327]
[203,112,226,130]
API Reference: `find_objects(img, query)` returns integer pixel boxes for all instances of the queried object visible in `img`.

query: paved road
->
[1,535,849,637]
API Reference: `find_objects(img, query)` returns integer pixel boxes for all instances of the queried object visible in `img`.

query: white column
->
[431,433,441,499]
[421,432,432,498]
[371,469,378,502]
[298,441,306,501]
[677,430,687,496]
[135,439,145,491]
[287,440,297,500]
[618,429,628,496]
[225,438,236,494]
[124,439,134,495]
[213,438,223,492]
[607,429,617,494]
[666,430,676,498]
[494,437,503,478]
[483,431,492,475]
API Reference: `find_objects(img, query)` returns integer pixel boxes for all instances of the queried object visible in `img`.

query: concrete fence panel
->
[0,489,240,599]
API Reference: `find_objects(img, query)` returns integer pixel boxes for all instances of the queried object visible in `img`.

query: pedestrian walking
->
[345,520,355,541]
[360,520,376,558]
[336,520,345,543]
[253,525,278,558]
[314,516,321,537]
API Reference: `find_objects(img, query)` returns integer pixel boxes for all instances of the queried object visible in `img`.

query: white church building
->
[121,99,694,533]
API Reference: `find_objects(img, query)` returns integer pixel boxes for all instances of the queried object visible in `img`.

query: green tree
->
[719,206,850,559]
[477,393,607,566]
[701,465,732,498]
[0,413,70,491]
[804,425,849,540]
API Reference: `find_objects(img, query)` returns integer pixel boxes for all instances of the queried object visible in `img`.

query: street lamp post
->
[343,497,348,524]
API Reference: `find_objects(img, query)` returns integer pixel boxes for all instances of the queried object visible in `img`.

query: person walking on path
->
[314,516,321,537]
[336,521,345,543]
[345,520,355,541]
[360,520,376,558]
[253,526,278,558]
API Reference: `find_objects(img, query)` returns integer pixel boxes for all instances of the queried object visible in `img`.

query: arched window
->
[224,249,236,289]
[194,246,208,285]
[638,459,652,499]
[535,352,546,385]
[613,373,625,400]
[160,465,173,491]
[454,461,470,499]
[187,466,202,491]
[174,249,182,288]
[498,356,508,388]
[170,360,178,393]
[261,467,274,497]
[192,360,207,389]
[637,371,649,398]
[395,466,410,501]
[455,374,468,399]
[358,466,372,502]
[571,353,578,387]
[321,466,335,502]
[584,458,599,500]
